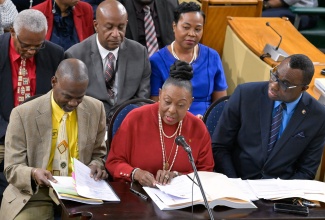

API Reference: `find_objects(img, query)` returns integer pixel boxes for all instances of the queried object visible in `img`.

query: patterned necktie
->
[17,58,31,105]
[53,113,69,176]
[143,5,159,57]
[104,52,116,98]
[267,103,286,155]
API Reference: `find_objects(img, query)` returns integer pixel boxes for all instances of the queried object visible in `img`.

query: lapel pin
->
[302,109,306,114]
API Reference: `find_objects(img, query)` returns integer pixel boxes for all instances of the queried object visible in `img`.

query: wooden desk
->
[60,182,325,220]
[200,0,262,56]
[222,17,325,99]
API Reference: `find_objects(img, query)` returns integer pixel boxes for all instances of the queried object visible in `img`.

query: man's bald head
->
[55,58,89,83]
[94,0,128,50]
[52,59,89,112]
[96,0,127,19]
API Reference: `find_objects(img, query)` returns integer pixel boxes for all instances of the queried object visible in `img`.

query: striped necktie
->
[267,103,286,155]
[104,52,116,98]
[143,5,159,57]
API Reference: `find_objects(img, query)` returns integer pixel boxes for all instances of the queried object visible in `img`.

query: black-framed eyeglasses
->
[269,67,307,91]
[16,35,45,51]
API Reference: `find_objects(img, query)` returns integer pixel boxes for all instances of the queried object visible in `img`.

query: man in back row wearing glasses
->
[0,9,64,204]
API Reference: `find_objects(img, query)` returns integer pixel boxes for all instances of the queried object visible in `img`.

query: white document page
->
[247,179,325,200]
[50,176,78,196]
[230,178,259,201]
[156,175,202,199]
[187,171,253,202]
[73,158,120,201]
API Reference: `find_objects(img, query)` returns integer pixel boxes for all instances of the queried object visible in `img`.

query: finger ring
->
[164,174,169,180]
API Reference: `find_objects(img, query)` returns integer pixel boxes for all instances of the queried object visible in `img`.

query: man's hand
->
[89,164,108,181]
[31,168,57,187]
[133,169,157,187]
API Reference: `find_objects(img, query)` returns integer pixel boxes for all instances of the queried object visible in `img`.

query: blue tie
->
[267,103,286,155]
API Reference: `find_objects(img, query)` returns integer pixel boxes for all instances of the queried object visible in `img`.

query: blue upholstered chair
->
[202,96,230,138]
[107,98,155,151]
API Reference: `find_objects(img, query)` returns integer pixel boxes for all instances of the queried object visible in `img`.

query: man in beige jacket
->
[0,58,108,220]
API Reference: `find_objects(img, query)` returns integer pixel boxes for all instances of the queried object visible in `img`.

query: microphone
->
[175,135,191,153]
[175,135,214,220]
[263,22,288,61]
[266,22,282,51]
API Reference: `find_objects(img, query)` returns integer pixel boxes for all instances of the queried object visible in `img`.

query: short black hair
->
[173,2,205,24]
[162,60,193,94]
[285,54,314,85]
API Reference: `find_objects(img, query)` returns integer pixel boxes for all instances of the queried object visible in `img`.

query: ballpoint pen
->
[130,182,148,201]
[130,187,148,201]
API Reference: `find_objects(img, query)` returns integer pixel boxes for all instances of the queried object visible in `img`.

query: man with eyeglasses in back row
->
[0,9,64,204]
[212,54,325,180]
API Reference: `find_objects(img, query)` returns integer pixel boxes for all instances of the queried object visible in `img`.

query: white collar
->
[96,34,119,60]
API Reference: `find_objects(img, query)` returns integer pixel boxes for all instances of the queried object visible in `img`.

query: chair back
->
[203,96,230,138]
[107,98,155,150]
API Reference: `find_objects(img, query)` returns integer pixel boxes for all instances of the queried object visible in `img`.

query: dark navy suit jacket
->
[212,82,325,180]
[119,0,178,48]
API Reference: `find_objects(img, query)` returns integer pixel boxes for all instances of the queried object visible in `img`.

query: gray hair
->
[13,9,48,35]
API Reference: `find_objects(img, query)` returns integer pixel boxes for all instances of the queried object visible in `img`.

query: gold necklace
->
[171,41,197,64]
[161,135,177,170]
[158,112,182,171]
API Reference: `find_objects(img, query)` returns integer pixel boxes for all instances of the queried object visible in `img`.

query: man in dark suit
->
[118,0,178,50]
[0,9,64,204]
[212,54,325,180]
[65,0,150,121]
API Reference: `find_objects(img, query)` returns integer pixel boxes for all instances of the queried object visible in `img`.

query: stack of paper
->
[247,179,325,202]
[143,171,257,210]
[314,78,325,96]
[50,158,120,204]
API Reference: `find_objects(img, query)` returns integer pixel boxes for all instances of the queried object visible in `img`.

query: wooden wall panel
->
[201,0,262,56]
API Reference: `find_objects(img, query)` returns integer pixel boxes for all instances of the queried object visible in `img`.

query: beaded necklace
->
[158,112,183,171]
[171,41,197,64]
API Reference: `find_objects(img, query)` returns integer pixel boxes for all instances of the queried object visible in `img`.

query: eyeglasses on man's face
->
[16,35,45,51]
[269,67,306,91]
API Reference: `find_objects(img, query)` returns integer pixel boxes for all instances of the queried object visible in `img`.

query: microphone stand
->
[183,147,214,220]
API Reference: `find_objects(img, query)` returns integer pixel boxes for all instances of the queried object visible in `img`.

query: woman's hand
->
[155,170,179,185]
[134,169,157,187]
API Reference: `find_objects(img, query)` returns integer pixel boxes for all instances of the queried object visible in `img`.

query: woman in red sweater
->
[106,61,214,187]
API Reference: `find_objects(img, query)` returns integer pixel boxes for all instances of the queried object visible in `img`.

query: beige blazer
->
[0,91,107,220]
